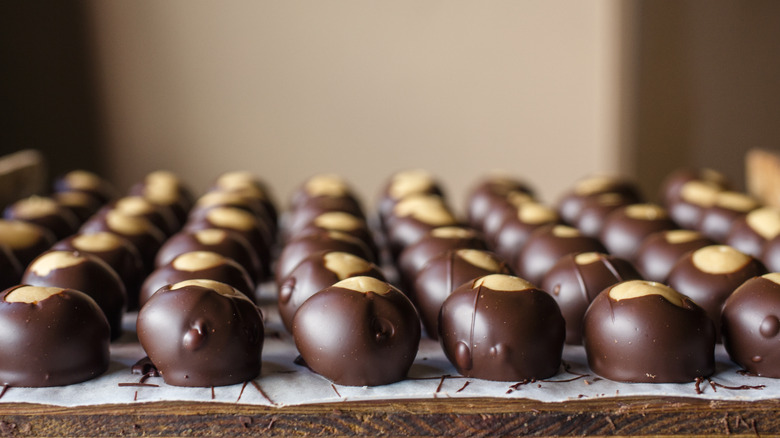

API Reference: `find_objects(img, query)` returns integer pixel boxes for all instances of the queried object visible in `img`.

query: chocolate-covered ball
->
[22,250,127,340]
[726,207,780,258]
[210,171,278,229]
[278,251,385,332]
[191,191,274,233]
[52,191,103,224]
[296,212,377,259]
[0,285,110,386]
[108,196,180,237]
[155,228,262,282]
[666,180,722,229]
[52,232,145,309]
[481,191,535,246]
[0,244,22,290]
[515,224,606,285]
[557,175,641,225]
[599,204,676,261]
[184,206,272,279]
[465,174,534,231]
[384,194,458,259]
[53,169,118,204]
[128,170,194,226]
[722,273,780,377]
[667,245,765,339]
[634,230,715,282]
[292,276,421,386]
[377,169,445,228]
[439,274,565,381]
[397,226,487,288]
[285,195,365,241]
[583,280,715,383]
[414,249,511,339]
[0,220,55,266]
[275,230,375,284]
[659,168,730,207]
[137,279,263,387]
[139,251,255,307]
[697,191,759,242]
[4,196,80,240]
[492,202,560,266]
[290,174,361,213]
[541,252,641,345]
[573,192,635,238]
[80,209,167,271]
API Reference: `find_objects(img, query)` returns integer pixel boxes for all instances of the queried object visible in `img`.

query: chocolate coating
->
[384,194,458,259]
[572,192,635,238]
[557,175,641,225]
[52,191,103,224]
[540,252,641,345]
[583,280,715,383]
[139,251,255,307]
[296,212,377,260]
[439,274,565,381]
[53,169,118,204]
[634,230,715,282]
[127,170,194,226]
[190,190,274,235]
[155,228,262,282]
[481,191,535,246]
[659,168,730,207]
[722,274,780,377]
[52,232,145,310]
[210,171,278,230]
[0,220,56,267]
[290,174,361,213]
[275,231,375,284]
[397,226,487,288]
[278,251,385,332]
[22,250,127,340]
[725,207,780,258]
[4,196,80,240]
[492,201,560,266]
[137,279,263,387]
[0,285,110,387]
[599,204,676,261]
[292,277,421,386]
[696,191,759,242]
[377,169,445,229]
[761,233,780,272]
[106,196,180,237]
[515,224,606,285]
[80,210,166,271]
[413,249,512,339]
[465,174,534,231]
[667,245,765,339]
[665,180,723,229]
[285,195,365,241]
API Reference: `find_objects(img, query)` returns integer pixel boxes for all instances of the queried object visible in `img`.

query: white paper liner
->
[0,284,776,407]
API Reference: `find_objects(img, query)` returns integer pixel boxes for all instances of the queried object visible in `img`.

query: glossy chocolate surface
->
[0,220,56,267]
[155,228,262,281]
[557,175,641,225]
[0,285,110,387]
[278,251,385,332]
[127,170,194,226]
[139,251,255,307]
[296,212,377,260]
[275,231,375,284]
[439,274,565,381]
[633,230,715,283]
[53,170,118,204]
[583,280,715,383]
[659,168,730,207]
[4,196,80,240]
[725,207,780,258]
[414,249,512,339]
[137,279,263,387]
[540,252,641,345]
[107,196,180,237]
[190,190,273,235]
[465,174,534,231]
[286,195,365,240]
[492,201,560,266]
[292,277,421,386]
[599,204,676,261]
[696,191,759,242]
[515,224,605,285]
[573,192,635,238]
[52,191,103,224]
[290,174,361,213]
[384,194,459,259]
[22,250,127,340]
[722,274,780,378]
[377,169,444,229]
[80,210,167,271]
[667,245,765,339]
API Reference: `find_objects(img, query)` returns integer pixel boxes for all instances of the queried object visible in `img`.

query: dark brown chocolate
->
[190,191,274,236]
[285,195,365,241]
[722,274,780,378]
[480,191,535,246]
[667,245,765,339]
[137,279,263,387]
[278,251,385,332]
[80,209,167,271]
[210,171,278,228]
[572,192,635,238]
[540,252,641,345]
[665,180,724,229]
[52,232,145,310]
[0,285,110,387]
[107,196,180,237]
[290,174,361,214]
[725,207,780,258]
[52,191,103,225]
[127,170,194,226]
[465,174,534,231]
[292,276,420,386]
[659,168,730,207]
[599,204,676,261]
[53,169,118,204]
[296,211,377,260]
[696,191,759,242]
[439,274,565,381]
[515,224,605,285]
[275,230,375,284]
[377,169,444,230]
[139,251,255,307]
[413,249,512,339]
[384,194,458,259]
[3,196,80,240]
[557,175,641,225]
[492,202,560,266]
[0,220,56,267]
[22,250,127,340]
[633,229,715,282]
[583,280,715,383]
[155,228,262,282]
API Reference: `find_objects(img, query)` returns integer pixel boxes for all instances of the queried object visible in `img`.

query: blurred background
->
[1,1,779,210]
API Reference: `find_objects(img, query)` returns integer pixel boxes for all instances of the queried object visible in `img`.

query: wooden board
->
[0,397,777,436]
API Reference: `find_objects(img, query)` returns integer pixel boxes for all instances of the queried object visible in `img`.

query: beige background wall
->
[86,1,630,211]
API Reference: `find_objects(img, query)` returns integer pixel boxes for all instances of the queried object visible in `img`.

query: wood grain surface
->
[0,397,777,436]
